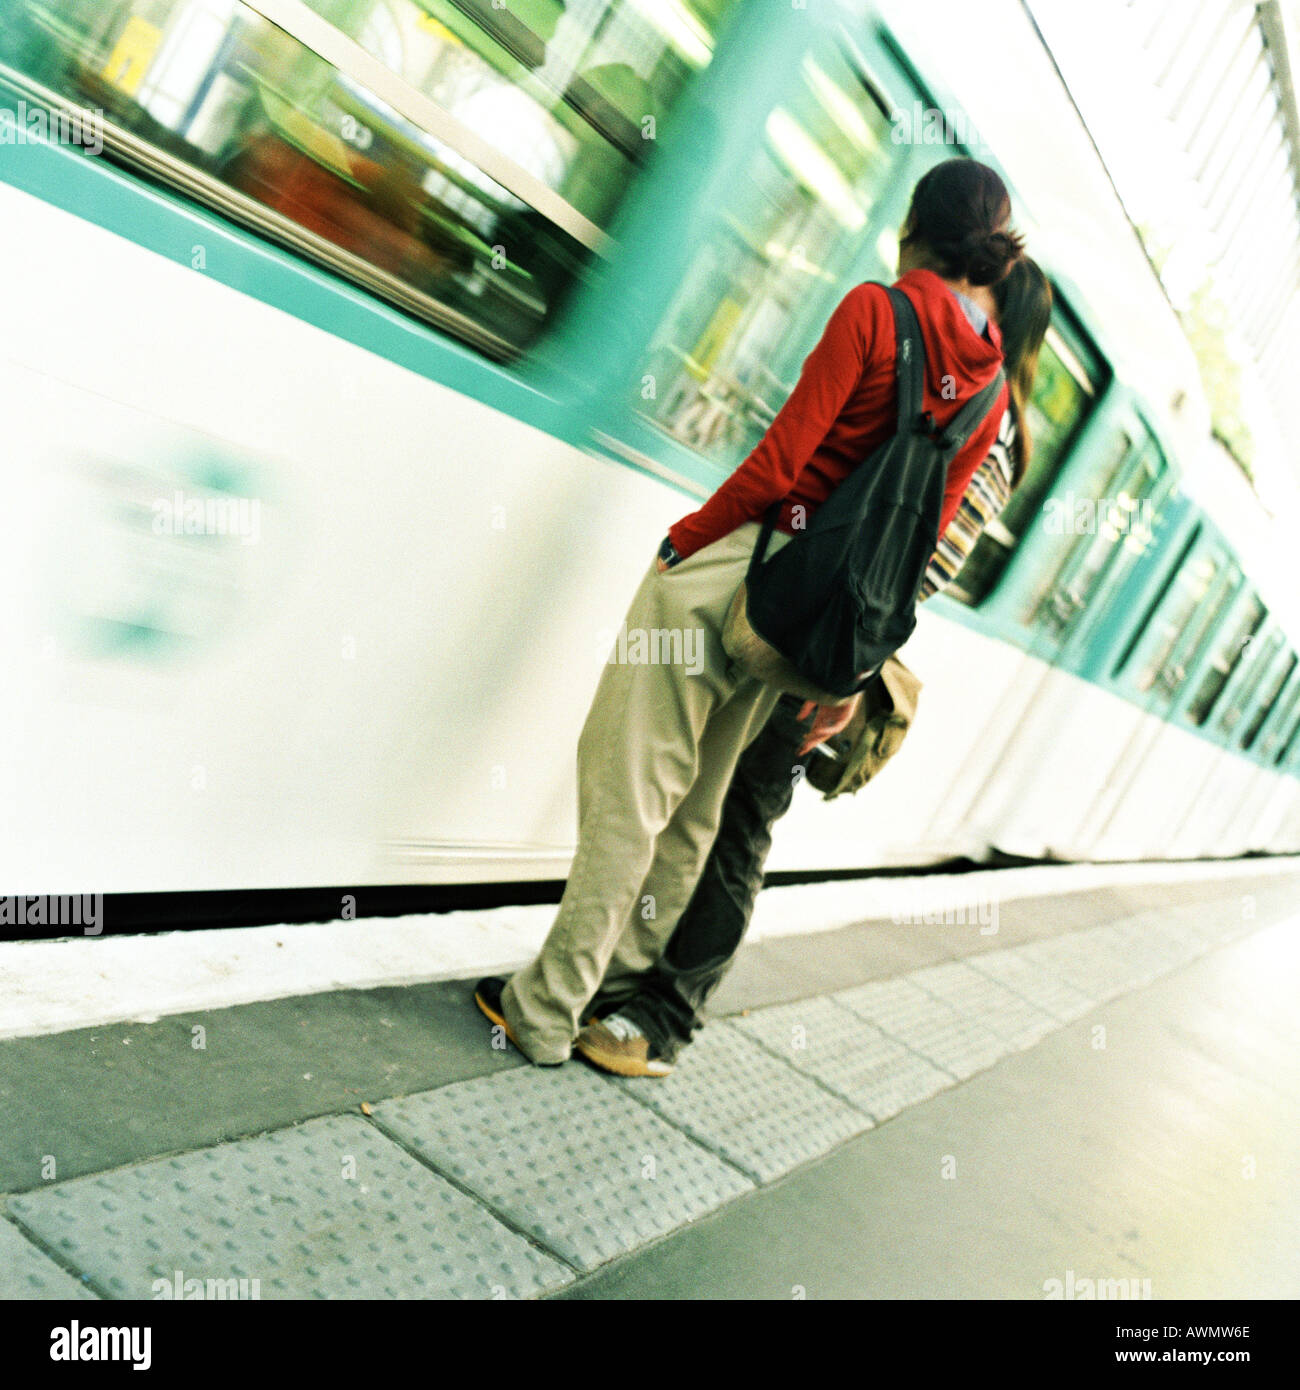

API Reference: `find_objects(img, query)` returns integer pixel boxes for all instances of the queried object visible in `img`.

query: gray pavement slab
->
[731,995,952,1122]
[554,913,1300,1300]
[0,979,522,1191]
[0,1218,99,1300]
[6,1115,571,1299]
[372,1065,754,1272]
[612,1020,871,1184]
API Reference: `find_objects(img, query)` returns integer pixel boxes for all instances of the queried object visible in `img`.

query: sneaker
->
[473,977,519,1049]
[575,1013,673,1078]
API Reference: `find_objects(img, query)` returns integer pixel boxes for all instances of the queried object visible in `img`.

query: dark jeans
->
[588,693,812,1061]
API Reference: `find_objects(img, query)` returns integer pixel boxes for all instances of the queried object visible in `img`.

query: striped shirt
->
[917,410,1016,601]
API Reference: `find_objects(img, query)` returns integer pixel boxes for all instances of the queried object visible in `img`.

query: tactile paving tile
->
[907,960,1059,1051]
[1091,922,1169,985]
[1162,913,1232,951]
[1210,909,1263,943]
[372,1066,753,1272]
[831,976,1009,1080]
[7,1116,570,1300]
[1108,916,1204,977]
[612,1020,870,1183]
[1019,928,1143,1001]
[1151,914,1215,952]
[731,997,952,1123]
[0,1217,99,1300]
[964,947,1095,1024]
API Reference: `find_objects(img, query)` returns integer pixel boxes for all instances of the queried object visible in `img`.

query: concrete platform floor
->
[1,866,1297,1299]
[558,909,1300,1299]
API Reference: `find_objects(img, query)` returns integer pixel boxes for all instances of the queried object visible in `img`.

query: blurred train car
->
[2,0,1299,900]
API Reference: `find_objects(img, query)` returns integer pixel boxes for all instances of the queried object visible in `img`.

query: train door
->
[1250,672,1300,850]
[1073,534,1237,856]
[1025,429,1177,667]
[1163,614,1284,856]
[1211,644,1300,852]
[946,414,1177,857]
[919,315,1103,853]
[1119,585,1265,858]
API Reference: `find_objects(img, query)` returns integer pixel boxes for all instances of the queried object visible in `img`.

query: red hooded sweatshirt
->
[667,268,1008,559]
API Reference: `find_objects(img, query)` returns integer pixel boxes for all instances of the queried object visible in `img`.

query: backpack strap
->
[751,284,923,577]
[890,282,1004,458]
[935,367,1006,462]
[885,286,926,439]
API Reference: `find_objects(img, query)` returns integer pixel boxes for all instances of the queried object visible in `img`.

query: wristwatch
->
[658,536,682,568]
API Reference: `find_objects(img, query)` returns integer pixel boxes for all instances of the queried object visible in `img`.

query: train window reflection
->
[1222,630,1282,741]
[1244,651,1298,751]
[296,0,736,232]
[1022,428,1135,629]
[947,327,1095,607]
[1263,677,1300,763]
[1185,594,1265,727]
[3,0,736,355]
[1129,549,1220,695]
[1047,449,1165,632]
[1277,702,1300,767]
[633,47,895,471]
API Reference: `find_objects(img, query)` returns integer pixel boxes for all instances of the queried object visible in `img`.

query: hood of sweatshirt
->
[895,268,1005,401]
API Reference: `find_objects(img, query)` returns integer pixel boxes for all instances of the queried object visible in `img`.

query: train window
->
[632,45,896,470]
[294,0,735,232]
[1025,432,1170,634]
[1108,527,1197,683]
[2,0,736,356]
[1184,594,1265,726]
[1276,700,1300,767]
[945,322,1097,606]
[1147,558,1236,695]
[1124,544,1221,695]
[1263,676,1300,763]
[1022,427,1132,624]
[1244,652,1298,751]
[1215,627,1279,740]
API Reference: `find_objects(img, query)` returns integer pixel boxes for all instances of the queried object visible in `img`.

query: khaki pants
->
[502,522,792,1063]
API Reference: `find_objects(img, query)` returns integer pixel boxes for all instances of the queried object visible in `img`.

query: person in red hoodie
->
[476,158,1023,1067]
[577,257,1053,1078]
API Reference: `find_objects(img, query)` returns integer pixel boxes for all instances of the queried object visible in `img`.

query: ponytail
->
[991,257,1053,489]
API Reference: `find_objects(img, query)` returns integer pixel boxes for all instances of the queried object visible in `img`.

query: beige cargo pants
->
[502,521,793,1064]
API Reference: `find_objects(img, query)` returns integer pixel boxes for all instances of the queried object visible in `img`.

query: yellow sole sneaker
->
[575,1019,673,1078]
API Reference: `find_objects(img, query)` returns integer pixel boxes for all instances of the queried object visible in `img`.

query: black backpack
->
[721,286,1005,703]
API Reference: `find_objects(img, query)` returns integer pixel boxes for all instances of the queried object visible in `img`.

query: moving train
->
[3,0,1299,905]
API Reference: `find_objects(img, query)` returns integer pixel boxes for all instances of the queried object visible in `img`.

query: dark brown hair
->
[992,256,1053,487]
[901,157,1025,288]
